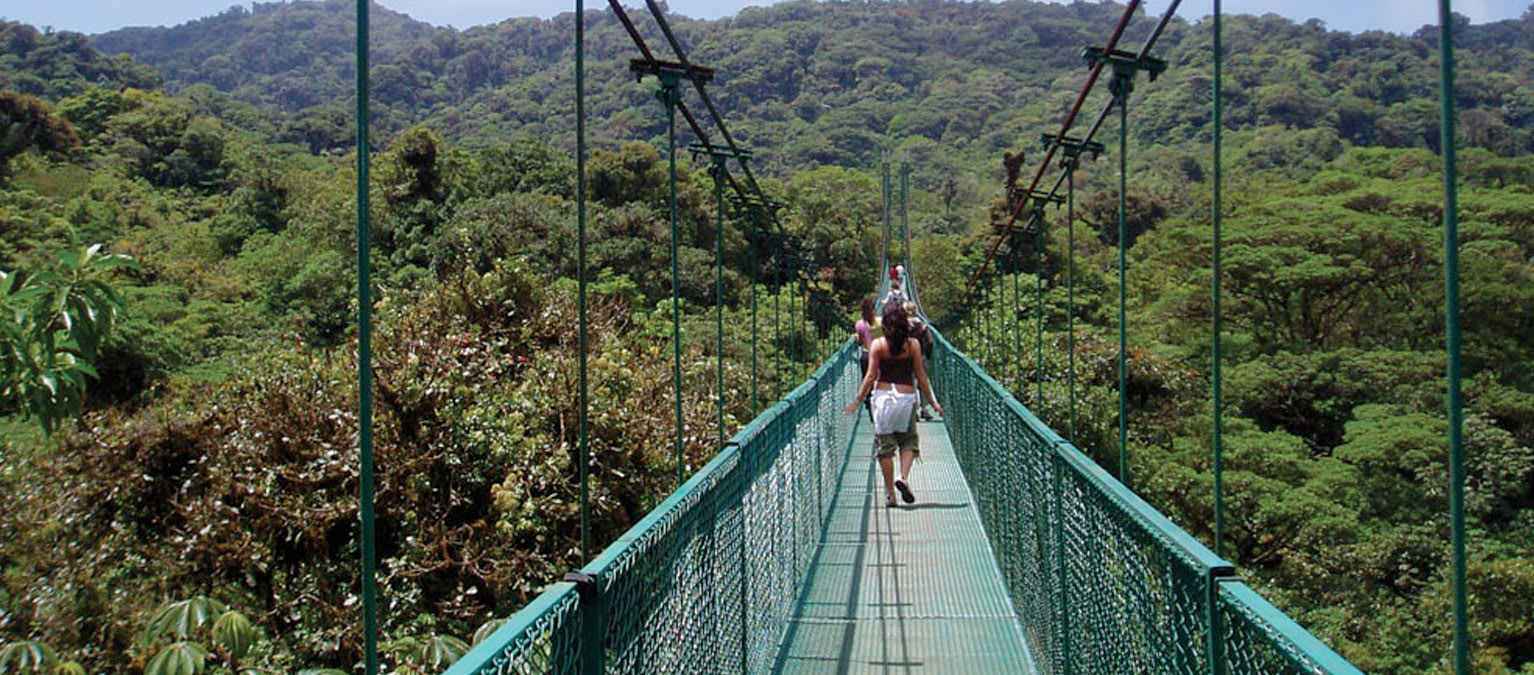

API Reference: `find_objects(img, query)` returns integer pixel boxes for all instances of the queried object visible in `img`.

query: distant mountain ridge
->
[82,0,1534,171]
[90,1,438,111]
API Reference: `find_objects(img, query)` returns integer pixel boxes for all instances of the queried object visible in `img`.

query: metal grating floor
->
[771,415,1038,674]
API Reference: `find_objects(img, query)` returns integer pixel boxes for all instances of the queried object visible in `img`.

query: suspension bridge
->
[338,0,1477,673]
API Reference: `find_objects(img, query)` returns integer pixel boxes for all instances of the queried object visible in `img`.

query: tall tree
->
[0,91,79,184]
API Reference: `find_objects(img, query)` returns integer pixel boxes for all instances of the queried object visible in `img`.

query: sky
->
[1,0,1528,36]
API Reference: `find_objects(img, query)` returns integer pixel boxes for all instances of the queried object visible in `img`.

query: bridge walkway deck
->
[771,414,1038,674]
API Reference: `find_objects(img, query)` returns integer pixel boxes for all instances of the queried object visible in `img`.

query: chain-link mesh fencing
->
[928,327,1361,675]
[447,340,860,675]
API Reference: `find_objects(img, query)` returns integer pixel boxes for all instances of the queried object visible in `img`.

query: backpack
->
[910,319,934,359]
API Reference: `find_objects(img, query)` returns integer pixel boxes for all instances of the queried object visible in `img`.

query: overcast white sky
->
[2,0,1528,36]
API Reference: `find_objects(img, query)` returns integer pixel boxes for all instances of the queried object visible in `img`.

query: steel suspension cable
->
[1211,0,1224,562]
[991,270,1000,367]
[640,0,789,238]
[713,162,726,449]
[353,0,378,670]
[982,269,991,367]
[772,243,780,398]
[957,0,1185,324]
[1012,253,1023,394]
[883,160,892,268]
[1002,268,1010,382]
[750,208,760,414]
[664,81,684,486]
[611,0,788,248]
[1206,5,1226,669]
[1066,164,1077,440]
[1438,2,1468,672]
[980,270,989,364]
[1116,86,1130,489]
[956,0,1142,307]
[789,257,798,381]
[576,0,592,563]
[993,266,1000,377]
[901,164,911,269]
[1078,1,1183,145]
[1035,216,1046,407]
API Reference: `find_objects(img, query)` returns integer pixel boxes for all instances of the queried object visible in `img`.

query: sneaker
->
[919,409,933,421]
[894,478,915,504]
[885,493,897,508]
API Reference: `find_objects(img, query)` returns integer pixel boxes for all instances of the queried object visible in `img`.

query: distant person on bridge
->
[854,296,879,421]
[903,301,935,421]
[844,302,944,507]
[883,279,907,311]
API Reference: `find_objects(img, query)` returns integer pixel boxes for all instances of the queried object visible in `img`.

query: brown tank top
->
[877,341,916,384]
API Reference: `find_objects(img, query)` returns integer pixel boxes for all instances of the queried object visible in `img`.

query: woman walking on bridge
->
[854,296,880,421]
[844,303,944,507]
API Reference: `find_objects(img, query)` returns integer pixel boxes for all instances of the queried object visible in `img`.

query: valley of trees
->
[0,1,1531,672]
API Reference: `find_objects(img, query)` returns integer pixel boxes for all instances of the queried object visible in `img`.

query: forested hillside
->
[0,1,1530,672]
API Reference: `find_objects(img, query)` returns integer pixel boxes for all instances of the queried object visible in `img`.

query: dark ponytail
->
[882,302,910,356]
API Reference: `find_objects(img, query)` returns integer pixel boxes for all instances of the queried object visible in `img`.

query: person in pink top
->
[854,296,877,420]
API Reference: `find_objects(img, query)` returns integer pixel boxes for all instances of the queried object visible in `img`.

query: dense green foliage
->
[1,243,132,433]
[86,2,1534,177]
[0,23,159,102]
[955,143,1534,672]
[0,0,1529,672]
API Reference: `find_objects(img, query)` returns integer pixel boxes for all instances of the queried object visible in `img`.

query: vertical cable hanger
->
[1040,134,1102,441]
[352,2,378,673]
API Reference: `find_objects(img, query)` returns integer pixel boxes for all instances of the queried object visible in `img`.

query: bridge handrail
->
[1218,580,1363,674]
[447,338,862,674]
[444,582,582,674]
[928,326,1361,674]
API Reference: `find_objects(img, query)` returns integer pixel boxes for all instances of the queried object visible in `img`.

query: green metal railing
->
[446,341,862,675]
[928,326,1360,675]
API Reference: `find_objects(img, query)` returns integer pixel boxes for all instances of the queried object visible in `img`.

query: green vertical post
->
[883,159,892,268]
[996,271,1003,371]
[900,163,911,265]
[1086,45,1162,490]
[1012,255,1022,394]
[1116,87,1130,490]
[712,159,726,449]
[1054,451,1071,675]
[659,74,684,487]
[774,239,782,399]
[975,273,983,364]
[1000,269,1008,378]
[993,273,1001,368]
[1211,3,1226,672]
[737,435,751,675]
[353,1,378,673]
[995,269,1002,370]
[750,208,760,414]
[977,274,986,365]
[1035,213,1045,407]
[1066,165,1077,440]
[804,279,814,378]
[986,276,994,365]
[1438,2,1468,672]
[789,253,798,381]
[994,273,1006,369]
[1211,0,1225,563]
[575,0,591,562]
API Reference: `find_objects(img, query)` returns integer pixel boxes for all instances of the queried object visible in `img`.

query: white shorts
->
[870,388,918,436]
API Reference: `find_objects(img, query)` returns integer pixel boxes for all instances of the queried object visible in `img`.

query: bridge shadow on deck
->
[770,416,1038,674]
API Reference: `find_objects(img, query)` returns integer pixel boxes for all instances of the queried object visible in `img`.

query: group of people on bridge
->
[843,266,945,508]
